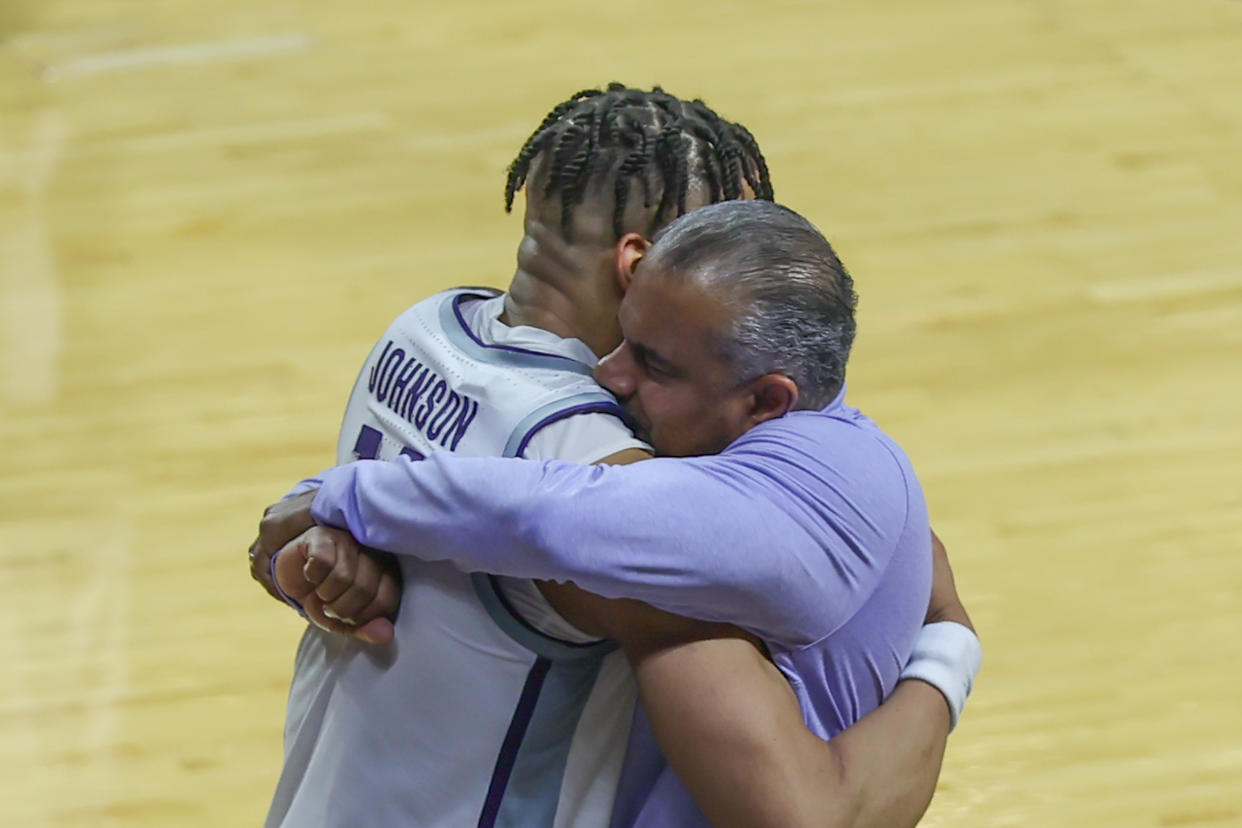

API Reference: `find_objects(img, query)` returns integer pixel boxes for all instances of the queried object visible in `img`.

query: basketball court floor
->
[2,1,1240,824]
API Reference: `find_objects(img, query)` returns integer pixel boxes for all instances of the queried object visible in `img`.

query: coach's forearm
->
[308,454,847,649]
[309,455,577,574]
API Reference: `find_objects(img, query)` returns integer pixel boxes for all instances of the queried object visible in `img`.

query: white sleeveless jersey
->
[266,289,647,828]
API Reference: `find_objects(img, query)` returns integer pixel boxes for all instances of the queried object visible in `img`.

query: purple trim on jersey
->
[450,293,595,374]
[477,657,553,827]
[268,548,308,619]
[513,401,629,458]
[482,574,612,656]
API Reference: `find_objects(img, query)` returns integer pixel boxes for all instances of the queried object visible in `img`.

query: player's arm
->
[587,533,978,828]
[627,629,947,828]
[588,446,652,465]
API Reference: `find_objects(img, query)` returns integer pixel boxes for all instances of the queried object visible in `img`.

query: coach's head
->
[596,199,857,457]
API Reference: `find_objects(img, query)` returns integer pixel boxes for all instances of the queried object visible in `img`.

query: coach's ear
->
[745,374,800,427]
[614,233,650,294]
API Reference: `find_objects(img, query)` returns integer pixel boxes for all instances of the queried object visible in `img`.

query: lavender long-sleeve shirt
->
[308,393,932,826]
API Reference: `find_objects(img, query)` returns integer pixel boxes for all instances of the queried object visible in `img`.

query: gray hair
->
[647,200,857,410]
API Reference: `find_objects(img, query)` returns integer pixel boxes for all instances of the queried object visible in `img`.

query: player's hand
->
[249,490,319,602]
[925,530,974,633]
[273,526,401,645]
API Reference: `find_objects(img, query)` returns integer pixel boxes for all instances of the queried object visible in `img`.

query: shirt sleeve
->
[282,477,324,500]
[309,452,877,650]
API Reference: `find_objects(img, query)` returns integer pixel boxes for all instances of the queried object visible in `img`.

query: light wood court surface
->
[3,1,1240,825]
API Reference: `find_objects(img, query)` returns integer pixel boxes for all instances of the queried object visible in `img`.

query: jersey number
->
[353,424,426,462]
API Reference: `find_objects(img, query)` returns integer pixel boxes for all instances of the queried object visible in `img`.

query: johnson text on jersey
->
[368,341,480,451]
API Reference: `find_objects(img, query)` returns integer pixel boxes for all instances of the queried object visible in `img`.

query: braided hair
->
[504,83,774,240]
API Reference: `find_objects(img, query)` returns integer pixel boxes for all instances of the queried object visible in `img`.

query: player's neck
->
[501,223,621,358]
[504,270,619,359]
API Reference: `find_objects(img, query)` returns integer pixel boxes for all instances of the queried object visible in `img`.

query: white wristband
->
[899,621,982,731]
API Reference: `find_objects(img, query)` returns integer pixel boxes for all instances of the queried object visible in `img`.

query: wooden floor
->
[3,0,1240,825]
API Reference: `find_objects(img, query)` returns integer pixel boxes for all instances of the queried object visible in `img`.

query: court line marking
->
[42,33,314,82]
[1088,268,1242,302]
[65,112,391,157]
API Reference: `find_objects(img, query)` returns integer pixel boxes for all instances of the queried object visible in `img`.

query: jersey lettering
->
[367,339,480,451]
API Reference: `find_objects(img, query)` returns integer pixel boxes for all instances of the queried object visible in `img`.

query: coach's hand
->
[273,526,400,645]
[249,490,320,602]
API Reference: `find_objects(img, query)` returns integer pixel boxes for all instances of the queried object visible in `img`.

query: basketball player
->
[251,86,980,827]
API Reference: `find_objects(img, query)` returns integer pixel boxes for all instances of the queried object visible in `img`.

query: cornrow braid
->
[731,121,774,200]
[503,88,605,212]
[652,124,687,224]
[613,130,650,238]
[547,112,597,235]
[504,82,774,242]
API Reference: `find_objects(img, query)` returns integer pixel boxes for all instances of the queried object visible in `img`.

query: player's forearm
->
[308,454,847,649]
[826,620,982,826]
[666,680,948,828]
[624,618,977,828]
[630,630,935,828]
[816,679,950,827]
[630,636,831,828]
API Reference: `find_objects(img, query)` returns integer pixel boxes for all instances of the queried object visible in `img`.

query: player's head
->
[595,200,857,457]
[504,82,774,245]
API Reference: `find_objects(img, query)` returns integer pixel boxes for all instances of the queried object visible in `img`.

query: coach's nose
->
[594,342,636,400]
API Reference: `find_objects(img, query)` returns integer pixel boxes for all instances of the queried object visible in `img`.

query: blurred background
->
[2,1,1240,825]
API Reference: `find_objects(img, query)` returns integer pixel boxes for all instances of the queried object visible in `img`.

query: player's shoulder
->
[386,286,497,322]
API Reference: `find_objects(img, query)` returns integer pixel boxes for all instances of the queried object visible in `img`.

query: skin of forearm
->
[623,627,950,828]
[824,679,950,828]
[626,636,831,828]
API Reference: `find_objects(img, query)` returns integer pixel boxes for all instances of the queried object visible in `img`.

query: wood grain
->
[2,1,1240,824]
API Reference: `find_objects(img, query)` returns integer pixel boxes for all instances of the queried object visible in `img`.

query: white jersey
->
[266,289,648,828]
